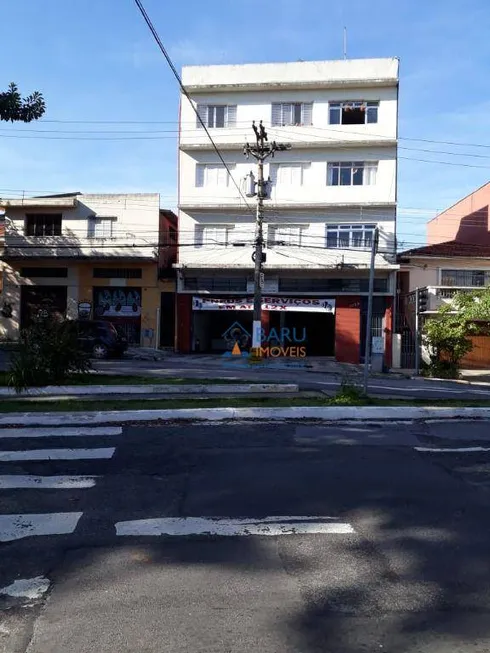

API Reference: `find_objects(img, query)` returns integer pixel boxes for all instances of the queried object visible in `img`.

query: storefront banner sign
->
[192,297,335,313]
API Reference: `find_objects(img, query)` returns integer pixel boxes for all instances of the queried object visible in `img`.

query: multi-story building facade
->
[0,193,176,347]
[177,58,399,363]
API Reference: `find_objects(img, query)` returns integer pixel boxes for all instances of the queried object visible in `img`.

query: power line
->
[132,0,255,220]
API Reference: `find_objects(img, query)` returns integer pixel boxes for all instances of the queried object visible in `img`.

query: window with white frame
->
[87,217,114,239]
[195,164,234,187]
[196,104,237,128]
[271,102,313,126]
[329,101,379,125]
[196,225,231,247]
[326,224,376,249]
[327,161,377,186]
[440,269,490,287]
[268,224,302,247]
[270,163,309,186]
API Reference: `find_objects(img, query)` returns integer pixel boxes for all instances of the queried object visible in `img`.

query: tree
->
[422,287,490,377]
[0,82,45,122]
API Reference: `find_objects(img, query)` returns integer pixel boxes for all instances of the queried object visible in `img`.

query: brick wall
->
[335,296,361,363]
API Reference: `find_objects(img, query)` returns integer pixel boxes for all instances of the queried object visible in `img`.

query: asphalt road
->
[94,357,490,401]
[2,419,490,651]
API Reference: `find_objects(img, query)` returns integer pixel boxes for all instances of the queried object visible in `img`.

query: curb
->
[410,376,490,388]
[1,406,490,426]
[0,383,297,397]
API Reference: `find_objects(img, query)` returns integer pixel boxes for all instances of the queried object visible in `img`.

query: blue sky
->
[1,0,490,248]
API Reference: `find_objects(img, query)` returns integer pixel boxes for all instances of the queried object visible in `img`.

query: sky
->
[1,0,490,249]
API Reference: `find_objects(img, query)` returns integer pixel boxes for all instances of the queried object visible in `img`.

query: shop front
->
[190,296,336,356]
[176,292,392,365]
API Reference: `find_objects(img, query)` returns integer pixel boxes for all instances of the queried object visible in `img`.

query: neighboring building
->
[396,182,490,369]
[427,181,490,246]
[0,193,177,347]
[177,58,399,363]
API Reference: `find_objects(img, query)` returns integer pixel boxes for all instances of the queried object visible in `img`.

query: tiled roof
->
[399,240,490,258]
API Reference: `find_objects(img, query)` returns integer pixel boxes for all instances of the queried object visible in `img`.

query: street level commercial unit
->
[176,58,399,363]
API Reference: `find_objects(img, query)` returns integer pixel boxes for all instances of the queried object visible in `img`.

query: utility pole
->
[244,122,290,352]
[414,287,421,375]
[363,226,379,394]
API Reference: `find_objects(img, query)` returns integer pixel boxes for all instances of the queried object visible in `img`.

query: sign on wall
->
[192,296,335,313]
[94,287,142,318]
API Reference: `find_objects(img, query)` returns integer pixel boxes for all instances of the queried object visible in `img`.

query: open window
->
[329,101,378,125]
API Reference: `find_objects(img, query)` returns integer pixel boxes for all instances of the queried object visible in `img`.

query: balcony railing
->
[420,286,486,313]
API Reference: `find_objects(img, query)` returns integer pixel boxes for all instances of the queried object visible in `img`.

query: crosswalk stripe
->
[0,427,122,439]
[0,512,83,542]
[116,516,356,537]
[0,447,115,461]
[0,475,98,489]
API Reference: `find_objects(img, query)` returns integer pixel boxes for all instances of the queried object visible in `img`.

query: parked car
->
[75,320,128,359]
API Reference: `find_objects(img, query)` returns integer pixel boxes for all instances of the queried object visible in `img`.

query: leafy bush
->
[332,378,369,404]
[422,304,474,378]
[9,316,90,392]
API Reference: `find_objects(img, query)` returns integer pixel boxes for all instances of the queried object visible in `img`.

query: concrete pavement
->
[2,420,490,651]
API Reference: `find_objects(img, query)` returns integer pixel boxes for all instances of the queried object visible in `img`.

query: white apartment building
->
[0,193,164,345]
[177,58,399,362]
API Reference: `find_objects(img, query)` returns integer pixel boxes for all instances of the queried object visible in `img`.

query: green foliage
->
[421,288,490,377]
[0,82,45,122]
[333,378,369,404]
[8,316,90,392]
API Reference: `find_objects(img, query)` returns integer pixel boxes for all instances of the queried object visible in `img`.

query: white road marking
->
[316,381,490,395]
[0,427,122,439]
[0,475,98,489]
[0,576,50,599]
[415,446,490,453]
[116,516,356,537]
[0,447,115,461]
[0,512,82,542]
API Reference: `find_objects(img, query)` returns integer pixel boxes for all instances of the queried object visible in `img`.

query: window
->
[20,267,68,278]
[271,102,313,126]
[184,277,248,291]
[268,225,302,246]
[270,163,308,186]
[196,225,230,247]
[87,217,114,239]
[440,269,490,287]
[25,214,62,237]
[93,268,142,279]
[196,104,237,128]
[326,224,376,249]
[329,101,379,125]
[195,164,233,187]
[327,161,377,186]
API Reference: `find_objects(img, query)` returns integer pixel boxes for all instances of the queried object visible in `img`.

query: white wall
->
[178,206,395,269]
[182,58,399,89]
[180,146,396,207]
[405,257,490,292]
[179,85,398,150]
[4,193,160,259]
